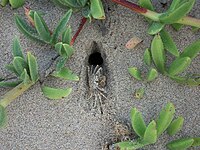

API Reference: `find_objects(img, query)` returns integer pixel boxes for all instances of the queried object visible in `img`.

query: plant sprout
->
[128,0,200,86]
[0,0,25,8]
[0,37,39,127]
[115,102,200,150]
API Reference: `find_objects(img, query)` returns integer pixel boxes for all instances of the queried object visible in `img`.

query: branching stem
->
[111,0,200,28]
[0,82,34,108]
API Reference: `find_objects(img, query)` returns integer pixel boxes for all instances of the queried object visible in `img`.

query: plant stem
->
[0,82,34,108]
[70,17,87,46]
[111,0,200,28]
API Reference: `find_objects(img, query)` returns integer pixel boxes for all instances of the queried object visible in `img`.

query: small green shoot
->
[134,88,145,99]
[0,37,39,127]
[115,102,199,150]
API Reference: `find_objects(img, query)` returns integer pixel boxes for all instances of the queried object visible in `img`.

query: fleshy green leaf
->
[0,80,22,87]
[147,22,165,35]
[51,9,72,44]
[143,48,152,66]
[9,0,25,8]
[180,39,200,59]
[146,68,158,82]
[34,12,51,43]
[167,116,184,136]
[90,0,105,19]
[168,57,191,76]
[128,67,142,80]
[138,0,154,11]
[12,37,24,58]
[151,35,166,74]
[5,64,19,75]
[1,0,9,6]
[0,105,7,128]
[160,0,196,24]
[168,0,181,11]
[42,86,72,100]
[20,69,31,84]
[142,120,157,145]
[63,44,74,58]
[27,52,39,82]
[56,57,68,72]
[62,26,72,45]
[192,137,200,147]
[116,141,144,150]
[156,102,175,137]
[15,15,44,43]
[171,23,183,31]
[52,67,79,81]
[131,108,147,138]
[13,56,28,76]
[160,29,179,57]
[167,138,194,150]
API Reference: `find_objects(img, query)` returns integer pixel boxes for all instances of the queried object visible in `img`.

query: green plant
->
[128,0,200,86]
[115,102,200,150]
[0,0,25,8]
[112,0,200,29]
[0,37,39,127]
[51,0,105,20]
[15,8,80,74]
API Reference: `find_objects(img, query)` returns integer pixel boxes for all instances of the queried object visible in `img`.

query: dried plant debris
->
[104,102,200,150]
[125,36,143,50]
[87,65,107,114]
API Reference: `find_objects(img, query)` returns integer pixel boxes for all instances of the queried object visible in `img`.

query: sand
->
[0,0,199,149]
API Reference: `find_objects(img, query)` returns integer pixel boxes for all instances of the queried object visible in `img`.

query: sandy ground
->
[0,0,199,149]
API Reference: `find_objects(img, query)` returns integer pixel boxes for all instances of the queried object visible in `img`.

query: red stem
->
[111,0,147,14]
[70,17,87,46]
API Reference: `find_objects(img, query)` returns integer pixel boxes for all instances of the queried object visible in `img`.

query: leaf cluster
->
[0,37,39,88]
[0,0,24,9]
[51,0,105,20]
[129,0,200,86]
[116,102,200,150]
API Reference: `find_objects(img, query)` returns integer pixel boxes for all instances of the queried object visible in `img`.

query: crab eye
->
[88,52,103,66]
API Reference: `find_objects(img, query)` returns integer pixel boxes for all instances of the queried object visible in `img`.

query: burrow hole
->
[88,51,103,66]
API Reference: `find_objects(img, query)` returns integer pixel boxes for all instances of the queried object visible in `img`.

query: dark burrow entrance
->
[86,42,107,114]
